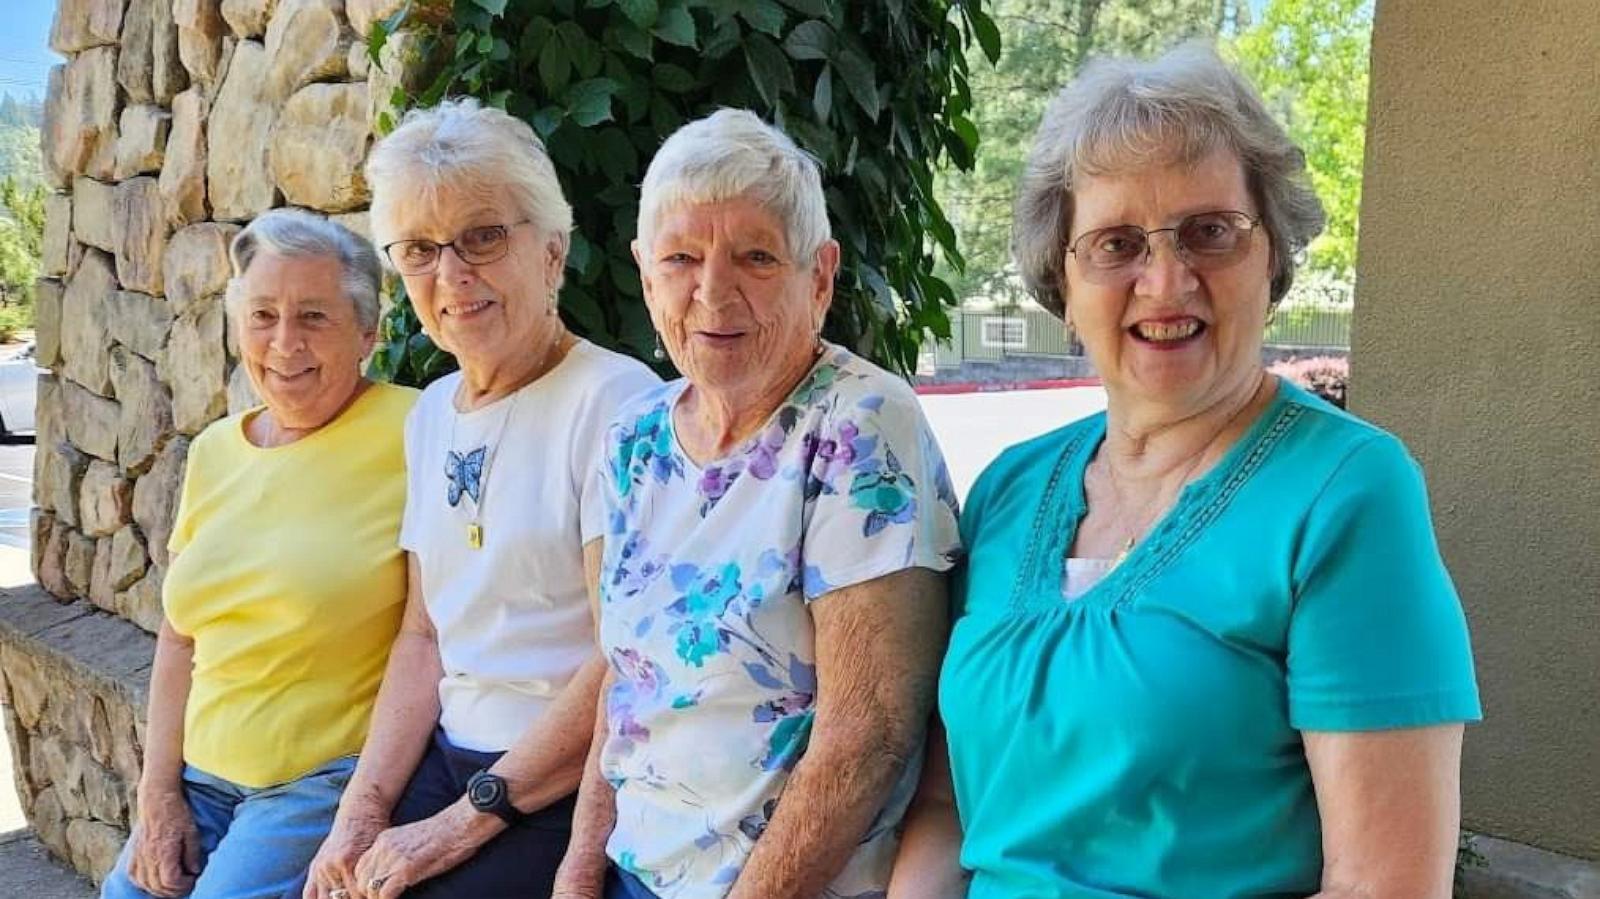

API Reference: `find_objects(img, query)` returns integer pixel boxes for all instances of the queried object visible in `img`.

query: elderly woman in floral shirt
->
[552,109,961,899]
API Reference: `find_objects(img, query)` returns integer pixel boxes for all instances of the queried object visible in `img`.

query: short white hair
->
[366,97,573,251]
[225,209,382,331]
[637,108,830,264]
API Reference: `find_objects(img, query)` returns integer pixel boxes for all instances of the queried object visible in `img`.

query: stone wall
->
[4,0,443,880]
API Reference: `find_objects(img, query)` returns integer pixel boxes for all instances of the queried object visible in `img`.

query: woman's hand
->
[351,800,499,898]
[550,845,609,899]
[127,784,201,898]
[302,803,389,899]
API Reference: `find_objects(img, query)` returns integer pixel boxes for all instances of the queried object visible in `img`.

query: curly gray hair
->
[1013,41,1326,317]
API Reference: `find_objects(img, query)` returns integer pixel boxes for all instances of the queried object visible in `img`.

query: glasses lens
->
[1178,212,1251,264]
[388,240,439,274]
[457,225,509,263]
[1084,226,1147,270]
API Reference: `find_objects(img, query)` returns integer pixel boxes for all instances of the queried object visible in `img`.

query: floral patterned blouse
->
[597,344,962,898]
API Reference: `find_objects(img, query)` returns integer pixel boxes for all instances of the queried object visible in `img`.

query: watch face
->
[469,771,506,809]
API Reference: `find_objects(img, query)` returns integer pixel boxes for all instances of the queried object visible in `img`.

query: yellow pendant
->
[467,523,483,549]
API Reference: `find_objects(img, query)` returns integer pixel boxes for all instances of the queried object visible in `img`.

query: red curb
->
[914,377,1102,395]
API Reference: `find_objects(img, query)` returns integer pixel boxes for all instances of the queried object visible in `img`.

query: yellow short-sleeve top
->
[164,382,417,788]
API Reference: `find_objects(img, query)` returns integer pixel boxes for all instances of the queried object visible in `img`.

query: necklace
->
[445,333,572,549]
[1095,374,1272,569]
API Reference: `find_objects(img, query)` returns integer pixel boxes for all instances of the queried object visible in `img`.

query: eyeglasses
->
[383,220,532,275]
[1067,210,1262,284]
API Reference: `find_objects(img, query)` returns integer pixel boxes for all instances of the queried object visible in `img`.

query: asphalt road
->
[0,440,33,551]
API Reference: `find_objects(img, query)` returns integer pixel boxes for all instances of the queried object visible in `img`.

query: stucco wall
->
[1354,0,1600,859]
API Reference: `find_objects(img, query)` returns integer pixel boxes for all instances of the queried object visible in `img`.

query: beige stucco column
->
[1354,0,1600,859]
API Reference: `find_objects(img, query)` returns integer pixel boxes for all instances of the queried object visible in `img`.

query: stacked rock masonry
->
[4,0,448,880]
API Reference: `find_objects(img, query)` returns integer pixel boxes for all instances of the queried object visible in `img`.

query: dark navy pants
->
[286,729,575,899]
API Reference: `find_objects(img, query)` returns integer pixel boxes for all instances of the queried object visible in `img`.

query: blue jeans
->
[101,756,355,899]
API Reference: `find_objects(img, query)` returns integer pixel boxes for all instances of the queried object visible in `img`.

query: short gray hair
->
[366,98,573,251]
[226,209,382,331]
[1013,41,1326,317]
[637,108,830,264]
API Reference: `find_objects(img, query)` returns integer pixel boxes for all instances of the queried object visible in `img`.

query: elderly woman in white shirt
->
[296,98,658,899]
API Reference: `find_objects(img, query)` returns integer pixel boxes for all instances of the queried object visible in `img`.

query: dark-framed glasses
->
[1067,210,1262,283]
[383,220,532,275]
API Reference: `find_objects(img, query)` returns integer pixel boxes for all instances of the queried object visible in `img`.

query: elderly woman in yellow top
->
[100,210,415,899]
[552,109,961,899]
[892,43,1480,899]
[296,98,657,899]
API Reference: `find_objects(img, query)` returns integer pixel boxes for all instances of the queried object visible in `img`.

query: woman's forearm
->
[488,653,605,813]
[138,620,195,797]
[555,671,620,890]
[727,722,909,899]
[889,723,967,899]
[338,629,443,820]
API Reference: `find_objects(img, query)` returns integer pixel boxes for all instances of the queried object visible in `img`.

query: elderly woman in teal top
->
[890,43,1481,899]
[552,109,961,899]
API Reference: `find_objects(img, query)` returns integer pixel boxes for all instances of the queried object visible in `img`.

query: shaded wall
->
[1354,0,1600,859]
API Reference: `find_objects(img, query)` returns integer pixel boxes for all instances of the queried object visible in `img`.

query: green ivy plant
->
[366,0,999,387]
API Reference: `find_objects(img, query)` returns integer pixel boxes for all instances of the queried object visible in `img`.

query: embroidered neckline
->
[1011,382,1302,613]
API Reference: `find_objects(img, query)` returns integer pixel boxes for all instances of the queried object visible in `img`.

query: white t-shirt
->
[400,339,660,752]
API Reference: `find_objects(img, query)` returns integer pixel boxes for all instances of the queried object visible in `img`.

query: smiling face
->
[1063,147,1273,414]
[236,251,375,430]
[388,186,565,371]
[636,196,838,401]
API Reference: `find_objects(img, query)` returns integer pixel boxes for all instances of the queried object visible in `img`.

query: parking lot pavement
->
[0,441,33,552]
[919,386,1108,501]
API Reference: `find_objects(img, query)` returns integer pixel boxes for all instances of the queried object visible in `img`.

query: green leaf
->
[832,48,879,118]
[652,63,696,93]
[610,22,654,60]
[951,114,978,155]
[592,127,639,181]
[702,17,743,59]
[530,105,562,138]
[782,20,832,61]
[778,0,830,16]
[811,65,832,121]
[653,6,696,47]
[538,34,573,94]
[617,0,659,29]
[565,78,621,126]
[469,0,508,15]
[966,6,1001,64]
[739,0,787,37]
[744,33,796,107]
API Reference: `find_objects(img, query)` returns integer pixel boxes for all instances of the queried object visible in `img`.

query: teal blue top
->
[940,380,1481,899]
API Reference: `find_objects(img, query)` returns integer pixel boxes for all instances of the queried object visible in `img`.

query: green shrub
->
[366,0,998,388]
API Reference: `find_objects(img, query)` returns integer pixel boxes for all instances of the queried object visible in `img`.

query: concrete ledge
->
[1461,833,1600,899]
[0,585,154,881]
[0,829,97,898]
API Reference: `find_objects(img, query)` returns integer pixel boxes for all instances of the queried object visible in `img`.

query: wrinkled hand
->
[128,786,202,898]
[302,807,388,899]
[352,802,496,898]
[550,850,608,899]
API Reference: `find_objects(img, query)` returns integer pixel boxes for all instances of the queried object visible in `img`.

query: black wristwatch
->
[466,769,526,825]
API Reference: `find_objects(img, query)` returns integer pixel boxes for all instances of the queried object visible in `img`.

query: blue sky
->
[1,0,62,103]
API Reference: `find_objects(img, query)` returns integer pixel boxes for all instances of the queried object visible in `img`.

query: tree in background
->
[938,0,1371,312]
[937,0,1247,307]
[0,94,45,324]
[368,0,998,386]
[1231,0,1371,292]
